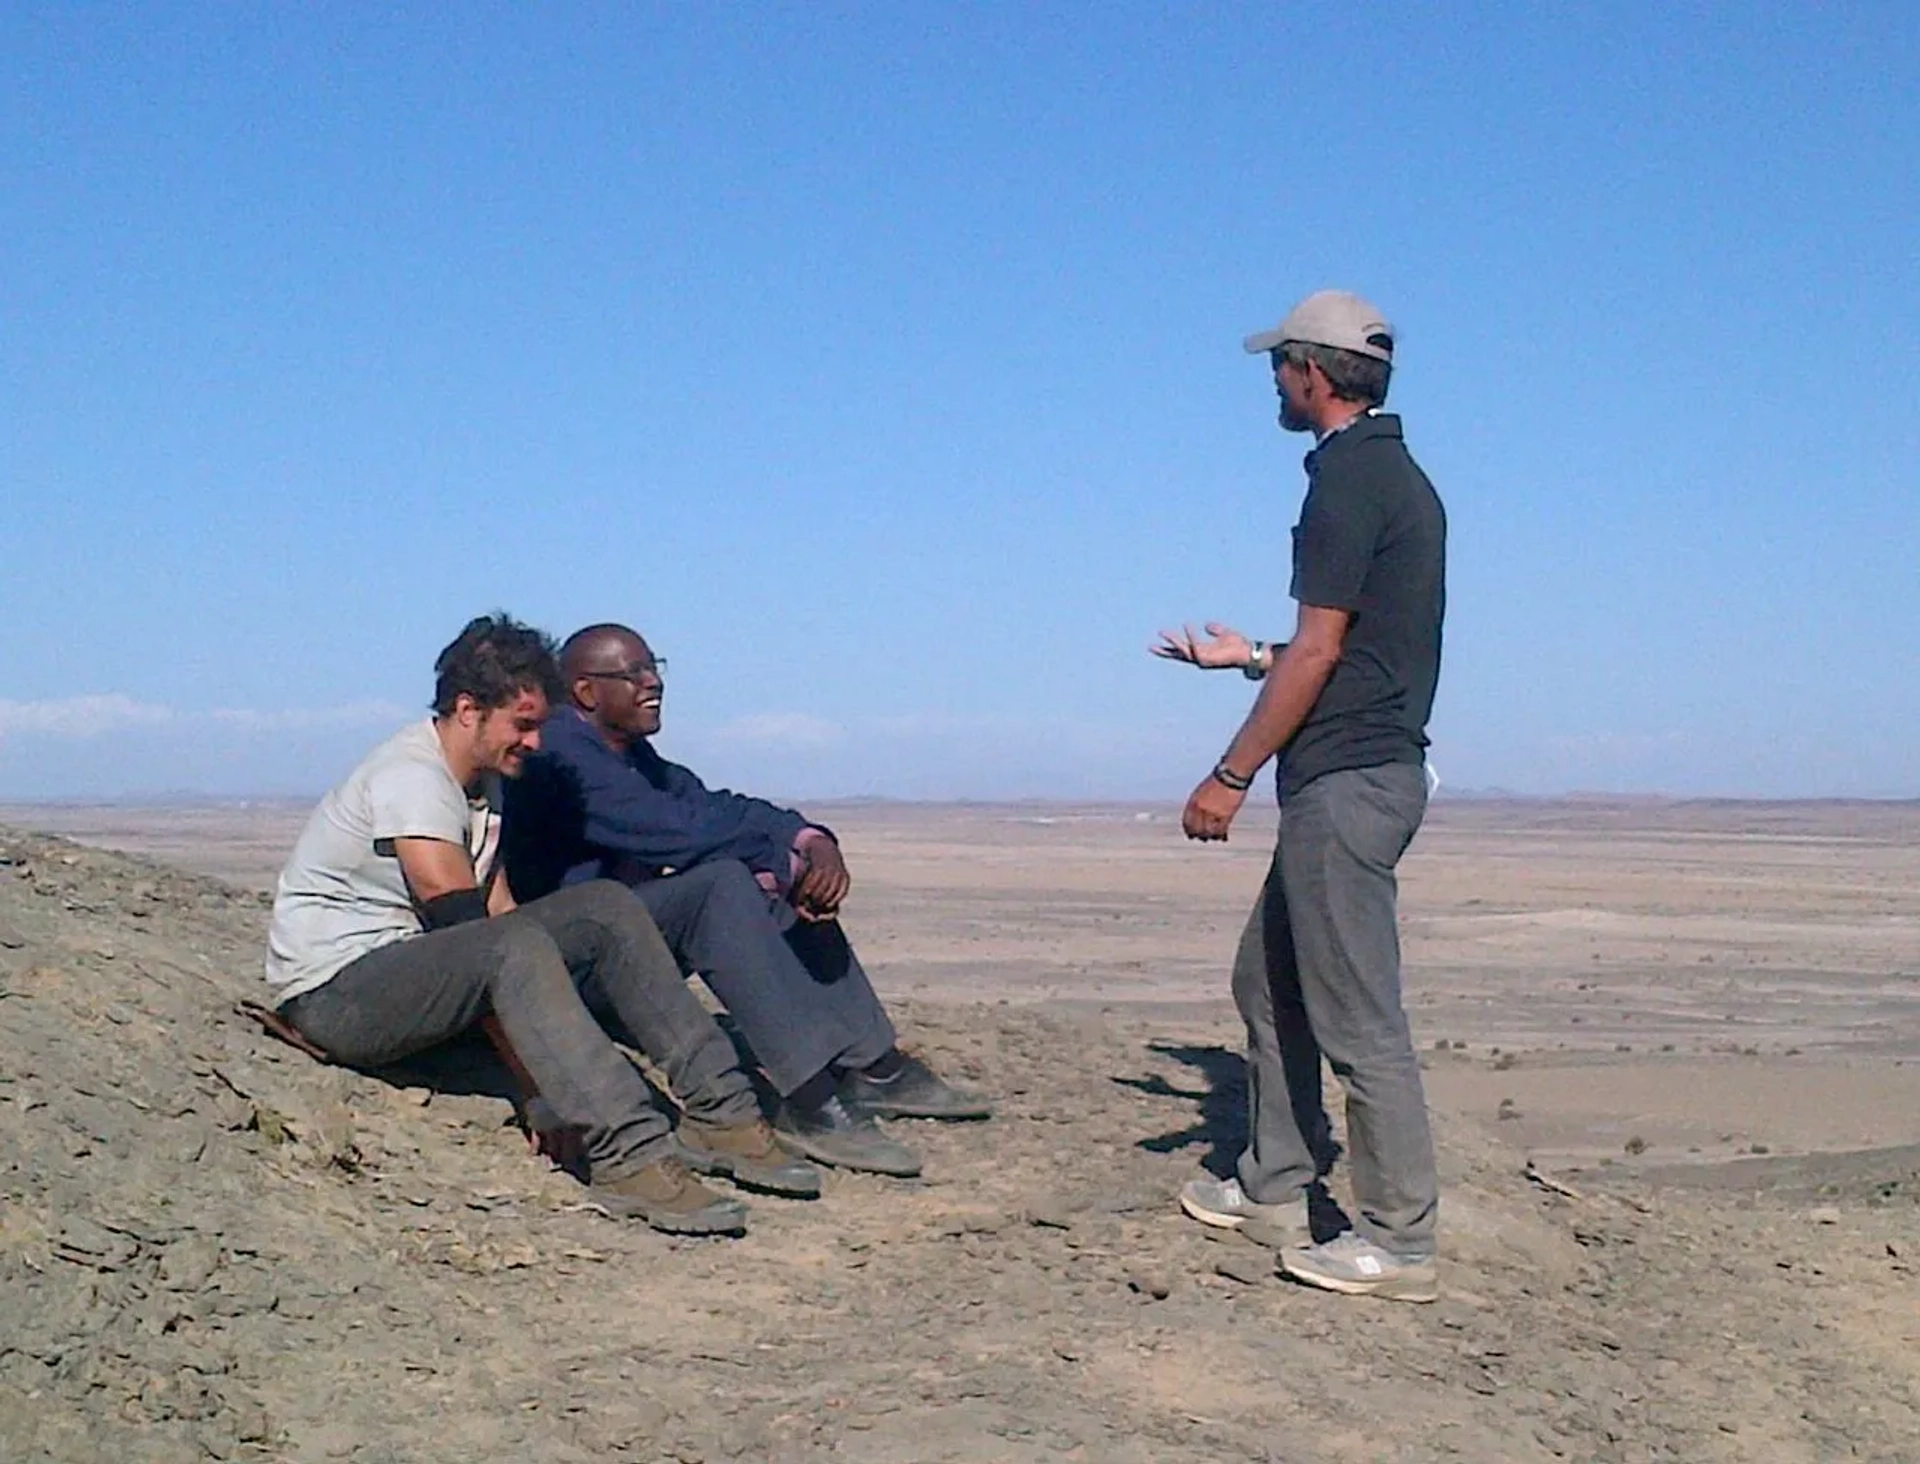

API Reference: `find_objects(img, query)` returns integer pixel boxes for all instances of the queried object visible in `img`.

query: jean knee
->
[568,878,644,923]
[697,859,769,914]
[492,919,570,988]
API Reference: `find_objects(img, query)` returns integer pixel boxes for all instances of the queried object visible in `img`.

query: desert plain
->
[0,796,1915,1461]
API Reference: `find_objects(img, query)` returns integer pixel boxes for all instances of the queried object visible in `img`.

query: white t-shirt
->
[265,719,503,1003]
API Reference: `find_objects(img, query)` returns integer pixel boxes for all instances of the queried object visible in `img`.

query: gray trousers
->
[1231,762,1438,1254]
[630,860,898,1095]
[283,880,757,1180]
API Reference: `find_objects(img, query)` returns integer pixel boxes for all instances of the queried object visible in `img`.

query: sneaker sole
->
[1278,1249,1438,1304]
[773,1128,923,1178]
[1178,1192,1249,1230]
[856,1100,994,1121]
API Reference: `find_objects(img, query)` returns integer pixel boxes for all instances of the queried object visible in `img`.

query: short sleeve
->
[1289,478,1382,611]
[367,761,470,846]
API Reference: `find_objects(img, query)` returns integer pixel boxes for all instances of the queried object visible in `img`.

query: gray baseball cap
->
[1244,290,1395,362]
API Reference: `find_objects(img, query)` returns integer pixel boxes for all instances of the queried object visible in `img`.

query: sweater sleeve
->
[532,719,789,879]
[639,748,812,878]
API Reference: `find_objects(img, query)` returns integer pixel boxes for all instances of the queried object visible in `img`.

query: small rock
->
[1809,1206,1842,1225]
[1025,1206,1076,1231]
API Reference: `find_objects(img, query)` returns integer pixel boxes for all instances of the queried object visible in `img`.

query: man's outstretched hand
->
[1152,621,1254,670]
[793,835,851,921]
[1182,772,1247,842]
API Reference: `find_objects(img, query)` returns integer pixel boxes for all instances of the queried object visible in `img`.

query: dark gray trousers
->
[1231,762,1438,1254]
[629,860,898,1095]
[283,879,757,1179]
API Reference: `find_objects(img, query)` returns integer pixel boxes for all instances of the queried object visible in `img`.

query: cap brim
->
[1243,328,1287,355]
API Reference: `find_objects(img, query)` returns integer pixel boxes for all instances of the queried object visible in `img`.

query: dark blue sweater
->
[501,708,814,900]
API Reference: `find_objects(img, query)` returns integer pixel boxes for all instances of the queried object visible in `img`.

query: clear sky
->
[4,4,1917,801]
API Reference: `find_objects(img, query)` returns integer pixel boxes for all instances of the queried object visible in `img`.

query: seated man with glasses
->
[501,622,990,1180]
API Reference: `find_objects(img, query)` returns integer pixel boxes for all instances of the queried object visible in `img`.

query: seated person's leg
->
[511,878,823,1195]
[625,862,924,1176]
[286,915,749,1234]
[775,899,994,1122]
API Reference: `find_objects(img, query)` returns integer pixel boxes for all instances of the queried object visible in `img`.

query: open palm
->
[1151,621,1253,670]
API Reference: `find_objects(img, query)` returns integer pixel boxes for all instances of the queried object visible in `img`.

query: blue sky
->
[4,4,1916,800]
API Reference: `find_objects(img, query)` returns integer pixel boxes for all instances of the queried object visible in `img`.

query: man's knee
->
[561,877,646,922]
[692,859,769,906]
[493,917,567,976]
[1230,942,1272,1023]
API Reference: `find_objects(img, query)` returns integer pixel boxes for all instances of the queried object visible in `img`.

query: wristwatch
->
[1242,641,1270,681]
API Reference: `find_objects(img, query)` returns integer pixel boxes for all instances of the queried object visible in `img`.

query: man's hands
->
[1182,771,1248,841]
[792,832,850,921]
[1152,622,1257,671]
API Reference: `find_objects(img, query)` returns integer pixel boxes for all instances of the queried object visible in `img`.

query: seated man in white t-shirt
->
[265,613,816,1236]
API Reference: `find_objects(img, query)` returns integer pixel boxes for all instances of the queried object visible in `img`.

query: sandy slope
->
[1,803,1916,1461]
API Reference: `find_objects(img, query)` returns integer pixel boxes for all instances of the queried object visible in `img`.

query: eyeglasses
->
[581,658,667,686]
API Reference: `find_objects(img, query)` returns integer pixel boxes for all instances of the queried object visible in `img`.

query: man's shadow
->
[1117,1040,1349,1238]
[1117,1041,1250,1179]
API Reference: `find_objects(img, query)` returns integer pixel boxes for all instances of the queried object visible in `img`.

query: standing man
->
[501,623,991,1180]
[1153,291,1446,1302]
[266,614,818,1237]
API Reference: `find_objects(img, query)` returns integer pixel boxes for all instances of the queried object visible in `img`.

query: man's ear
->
[451,692,483,729]
[571,676,598,714]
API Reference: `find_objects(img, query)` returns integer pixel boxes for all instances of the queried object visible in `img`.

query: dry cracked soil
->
[1,804,1916,1462]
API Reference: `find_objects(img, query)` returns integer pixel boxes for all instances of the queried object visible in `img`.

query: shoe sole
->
[678,1145,823,1200]
[773,1128,923,1178]
[584,1195,749,1236]
[1178,1192,1248,1230]
[1278,1248,1438,1304]
[856,1100,994,1121]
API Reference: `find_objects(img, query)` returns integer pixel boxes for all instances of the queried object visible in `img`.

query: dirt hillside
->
[1,826,1915,1463]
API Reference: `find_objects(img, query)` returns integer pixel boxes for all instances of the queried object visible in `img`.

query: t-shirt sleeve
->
[367,761,470,846]
[1289,477,1383,611]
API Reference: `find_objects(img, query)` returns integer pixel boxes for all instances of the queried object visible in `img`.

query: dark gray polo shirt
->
[1277,411,1447,802]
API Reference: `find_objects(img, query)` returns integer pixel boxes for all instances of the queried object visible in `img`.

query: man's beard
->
[1279,397,1311,433]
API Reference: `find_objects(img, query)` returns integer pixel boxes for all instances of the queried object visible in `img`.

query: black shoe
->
[773,1095,922,1177]
[841,1054,993,1121]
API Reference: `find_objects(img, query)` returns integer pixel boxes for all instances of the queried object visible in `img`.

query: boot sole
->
[678,1145,823,1200]
[773,1128,923,1178]
[1278,1249,1438,1303]
[585,1193,749,1236]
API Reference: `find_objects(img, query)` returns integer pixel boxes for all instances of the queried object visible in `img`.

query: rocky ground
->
[2,826,1916,1462]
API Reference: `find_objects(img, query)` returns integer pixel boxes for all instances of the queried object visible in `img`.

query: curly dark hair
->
[430,613,563,716]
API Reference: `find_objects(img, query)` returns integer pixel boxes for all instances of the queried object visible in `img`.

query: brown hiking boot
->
[586,1156,749,1235]
[677,1116,823,1199]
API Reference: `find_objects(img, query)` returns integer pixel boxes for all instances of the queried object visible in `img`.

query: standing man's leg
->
[1180,849,1334,1234]
[282,910,753,1234]
[1275,763,1439,1300]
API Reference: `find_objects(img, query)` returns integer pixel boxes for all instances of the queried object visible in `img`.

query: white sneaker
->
[1280,1232,1438,1303]
[1178,1177,1306,1234]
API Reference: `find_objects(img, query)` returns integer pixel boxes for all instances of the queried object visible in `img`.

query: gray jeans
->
[631,860,898,1095]
[1231,762,1438,1254]
[283,880,757,1179]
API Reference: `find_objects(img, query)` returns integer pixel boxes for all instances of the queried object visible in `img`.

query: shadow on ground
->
[1115,1041,1248,1178]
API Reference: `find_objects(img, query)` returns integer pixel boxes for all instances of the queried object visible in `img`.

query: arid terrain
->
[1,797,1915,1462]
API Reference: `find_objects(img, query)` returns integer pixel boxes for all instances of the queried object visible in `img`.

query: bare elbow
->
[1286,638,1344,677]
